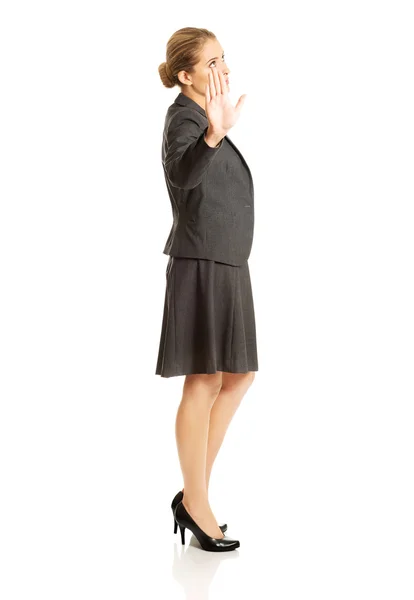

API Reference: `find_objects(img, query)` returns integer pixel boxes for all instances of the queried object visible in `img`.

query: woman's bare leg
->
[205,372,255,492]
[175,371,224,539]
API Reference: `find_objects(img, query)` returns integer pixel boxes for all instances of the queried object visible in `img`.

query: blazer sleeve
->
[163,110,223,190]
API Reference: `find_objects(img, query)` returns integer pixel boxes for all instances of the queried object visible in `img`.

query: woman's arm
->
[163,109,224,190]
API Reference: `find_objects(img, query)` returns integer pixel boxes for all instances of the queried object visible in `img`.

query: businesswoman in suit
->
[156,27,258,552]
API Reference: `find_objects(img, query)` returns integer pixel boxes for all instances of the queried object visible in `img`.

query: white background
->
[1,1,413,598]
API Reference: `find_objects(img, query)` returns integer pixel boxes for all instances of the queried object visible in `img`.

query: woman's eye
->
[210,56,225,68]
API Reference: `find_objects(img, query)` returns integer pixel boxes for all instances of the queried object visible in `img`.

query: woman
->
[156,27,259,552]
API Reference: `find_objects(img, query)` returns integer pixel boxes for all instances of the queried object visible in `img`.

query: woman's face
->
[178,38,231,95]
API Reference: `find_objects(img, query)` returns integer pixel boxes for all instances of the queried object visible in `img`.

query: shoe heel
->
[174,516,178,534]
[178,523,186,545]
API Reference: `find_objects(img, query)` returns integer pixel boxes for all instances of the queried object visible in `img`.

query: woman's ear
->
[177,71,191,87]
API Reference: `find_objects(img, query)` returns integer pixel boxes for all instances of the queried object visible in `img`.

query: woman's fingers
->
[235,93,247,115]
[205,80,211,104]
[208,67,227,100]
[208,70,217,98]
[212,65,222,95]
[217,69,227,96]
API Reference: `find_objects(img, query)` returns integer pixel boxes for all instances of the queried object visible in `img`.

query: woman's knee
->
[221,371,255,393]
[184,372,223,399]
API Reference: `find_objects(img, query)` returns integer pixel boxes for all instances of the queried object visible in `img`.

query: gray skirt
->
[155,256,259,378]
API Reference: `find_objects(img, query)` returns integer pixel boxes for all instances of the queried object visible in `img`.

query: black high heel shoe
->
[174,500,240,552]
[171,490,227,534]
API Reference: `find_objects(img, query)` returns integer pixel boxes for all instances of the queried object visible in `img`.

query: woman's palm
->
[205,68,246,134]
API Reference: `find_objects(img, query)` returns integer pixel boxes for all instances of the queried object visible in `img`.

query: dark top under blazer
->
[161,92,254,267]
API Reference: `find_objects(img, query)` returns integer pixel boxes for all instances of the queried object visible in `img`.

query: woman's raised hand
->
[205,67,246,135]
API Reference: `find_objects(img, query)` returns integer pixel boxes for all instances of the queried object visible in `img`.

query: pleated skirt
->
[155,256,259,378]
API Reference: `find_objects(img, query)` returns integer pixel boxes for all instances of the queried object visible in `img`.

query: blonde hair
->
[158,27,216,89]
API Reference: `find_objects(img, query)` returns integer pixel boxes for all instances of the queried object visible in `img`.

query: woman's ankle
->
[182,492,210,512]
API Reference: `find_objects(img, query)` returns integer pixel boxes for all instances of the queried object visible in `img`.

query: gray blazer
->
[161,92,254,267]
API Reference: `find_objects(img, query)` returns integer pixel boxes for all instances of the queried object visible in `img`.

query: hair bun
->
[165,62,173,81]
